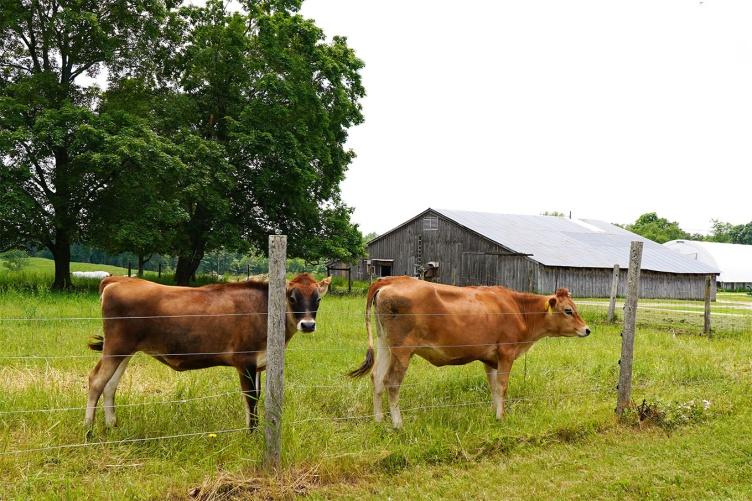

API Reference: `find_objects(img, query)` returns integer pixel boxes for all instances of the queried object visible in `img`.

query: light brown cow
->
[85,273,331,431]
[349,276,590,428]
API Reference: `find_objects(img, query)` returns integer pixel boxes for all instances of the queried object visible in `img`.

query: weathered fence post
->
[616,241,643,418]
[127,261,132,277]
[348,267,352,294]
[158,262,162,278]
[704,275,712,337]
[607,264,620,323]
[264,234,287,469]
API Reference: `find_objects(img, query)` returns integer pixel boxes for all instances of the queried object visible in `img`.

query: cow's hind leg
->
[385,349,411,429]
[484,363,502,418]
[85,355,128,430]
[494,354,515,419]
[371,332,391,423]
[238,363,259,430]
[103,355,132,427]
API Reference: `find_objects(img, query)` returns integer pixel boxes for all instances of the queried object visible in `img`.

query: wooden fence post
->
[158,262,162,278]
[607,264,620,323]
[264,234,287,469]
[127,261,132,277]
[616,241,643,417]
[704,275,712,337]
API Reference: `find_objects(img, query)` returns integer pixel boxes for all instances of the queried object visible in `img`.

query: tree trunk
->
[175,247,205,286]
[50,233,72,290]
[137,254,150,277]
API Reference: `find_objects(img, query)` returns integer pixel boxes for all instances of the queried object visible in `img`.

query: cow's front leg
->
[494,354,515,419]
[238,363,259,431]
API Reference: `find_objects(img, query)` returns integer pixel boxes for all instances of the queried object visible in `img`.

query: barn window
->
[423,216,439,231]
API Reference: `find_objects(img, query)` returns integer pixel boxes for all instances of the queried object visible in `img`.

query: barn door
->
[461,252,535,290]
[460,252,497,286]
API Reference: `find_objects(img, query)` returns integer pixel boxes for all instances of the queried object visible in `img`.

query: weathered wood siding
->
[367,209,715,300]
[538,267,716,300]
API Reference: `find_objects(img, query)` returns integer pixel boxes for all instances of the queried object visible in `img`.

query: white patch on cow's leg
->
[84,360,102,428]
[85,356,123,429]
[485,366,501,418]
[371,317,390,422]
[103,356,131,427]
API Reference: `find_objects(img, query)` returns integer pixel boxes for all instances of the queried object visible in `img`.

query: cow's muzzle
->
[578,327,591,337]
[298,320,316,333]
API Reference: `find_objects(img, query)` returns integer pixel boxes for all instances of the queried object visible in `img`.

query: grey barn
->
[366,209,719,300]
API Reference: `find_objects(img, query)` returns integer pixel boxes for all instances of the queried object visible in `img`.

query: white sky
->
[300,0,752,236]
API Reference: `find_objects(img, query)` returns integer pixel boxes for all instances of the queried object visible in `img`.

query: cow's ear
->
[547,296,557,310]
[318,276,332,296]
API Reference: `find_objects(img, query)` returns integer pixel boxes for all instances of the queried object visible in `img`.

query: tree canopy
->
[625,212,691,244]
[0,0,366,288]
[708,220,752,245]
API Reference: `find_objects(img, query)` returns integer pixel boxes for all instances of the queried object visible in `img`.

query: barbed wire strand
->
[0,376,726,457]
[0,388,608,457]
[0,365,593,416]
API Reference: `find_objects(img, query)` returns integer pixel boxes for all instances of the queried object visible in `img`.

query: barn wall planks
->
[367,210,715,300]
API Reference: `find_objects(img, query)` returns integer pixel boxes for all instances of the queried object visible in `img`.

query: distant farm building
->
[664,240,752,291]
[366,208,719,299]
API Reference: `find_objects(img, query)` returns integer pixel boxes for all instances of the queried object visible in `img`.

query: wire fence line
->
[0,310,584,322]
[0,365,591,416]
[0,338,558,360]
[0,377,721,458]
[0,387,614,457]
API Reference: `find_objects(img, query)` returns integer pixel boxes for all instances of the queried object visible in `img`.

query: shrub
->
[624,398,712,431]
[0,250,30,272]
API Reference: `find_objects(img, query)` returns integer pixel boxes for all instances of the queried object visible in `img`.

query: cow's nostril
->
[585,328,591,335]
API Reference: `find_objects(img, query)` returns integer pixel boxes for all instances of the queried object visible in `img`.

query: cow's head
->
[286,273,331,333]
[543,288,590,338]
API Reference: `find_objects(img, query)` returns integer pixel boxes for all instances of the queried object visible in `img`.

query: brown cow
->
[349,276,590,428]
[85,273,331,431]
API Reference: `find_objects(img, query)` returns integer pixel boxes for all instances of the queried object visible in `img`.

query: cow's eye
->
[564,308,573,316]
[289,295,297,305]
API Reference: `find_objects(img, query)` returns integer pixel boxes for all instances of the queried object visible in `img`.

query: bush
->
[0,250,30,272]
[623,398,712,431]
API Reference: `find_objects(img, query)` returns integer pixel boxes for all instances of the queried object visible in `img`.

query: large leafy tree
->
[625,212,691,244]
[0,0,172,289]
[109,0,366,284]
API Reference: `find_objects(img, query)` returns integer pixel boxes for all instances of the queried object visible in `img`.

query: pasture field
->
[0,288,750,499]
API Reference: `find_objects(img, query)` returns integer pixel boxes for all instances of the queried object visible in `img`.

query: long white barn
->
[664,240,752,291]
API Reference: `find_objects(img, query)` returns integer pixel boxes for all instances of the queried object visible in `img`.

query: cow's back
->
[374,278,528,355]
[99,279,270,366]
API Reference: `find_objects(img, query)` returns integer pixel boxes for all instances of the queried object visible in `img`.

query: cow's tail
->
[88,335,104,352]
[347,281,383,378]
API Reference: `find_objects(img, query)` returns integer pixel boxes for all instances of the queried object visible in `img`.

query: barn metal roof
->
[663,240,752,283]
[431,209,719,274]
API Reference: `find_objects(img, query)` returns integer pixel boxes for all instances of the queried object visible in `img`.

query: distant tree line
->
[625,213,752,245]
[0,0,365,289]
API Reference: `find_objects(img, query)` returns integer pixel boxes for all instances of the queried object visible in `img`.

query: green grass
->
[0,288,750,499]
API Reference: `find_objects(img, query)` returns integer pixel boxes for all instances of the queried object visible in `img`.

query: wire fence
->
[0,281,748,461]
[0,376,722,458]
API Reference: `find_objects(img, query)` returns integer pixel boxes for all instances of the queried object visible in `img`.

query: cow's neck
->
[512,292,554,341]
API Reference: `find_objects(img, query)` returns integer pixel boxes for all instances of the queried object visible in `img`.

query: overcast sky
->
[299,0,752,236]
